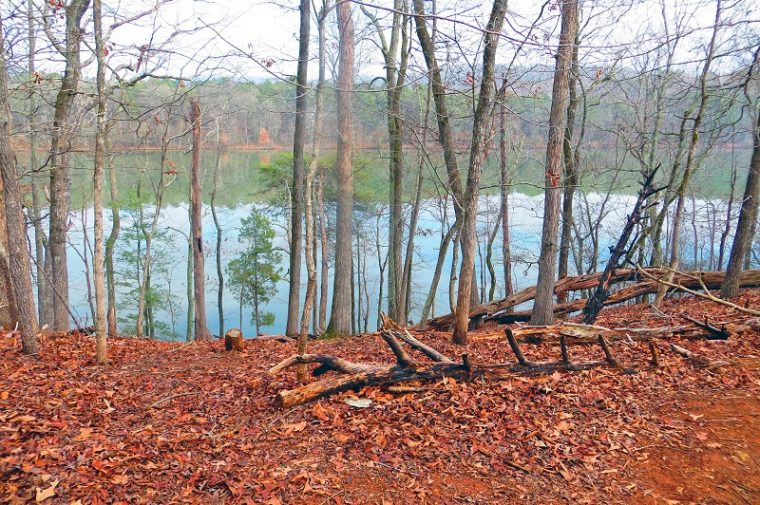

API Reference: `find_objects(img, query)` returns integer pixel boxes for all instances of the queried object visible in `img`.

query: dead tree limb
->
[396,328,454,363]
[582,168,663,324]
[669,343,730,369]
[270,358,616,408]
[636,266,760,316]
[487,269,760,325]
[268,354,381,375]
[680,314,730,340]
[380,331,418,369]
[270,317,620,408]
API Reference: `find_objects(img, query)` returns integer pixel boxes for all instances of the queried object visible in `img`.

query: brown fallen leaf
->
[35,479,59,502]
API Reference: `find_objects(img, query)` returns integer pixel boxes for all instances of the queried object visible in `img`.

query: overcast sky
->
[4,0,756,82]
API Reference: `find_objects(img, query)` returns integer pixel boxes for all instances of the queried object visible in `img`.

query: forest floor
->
[1,292,759,504]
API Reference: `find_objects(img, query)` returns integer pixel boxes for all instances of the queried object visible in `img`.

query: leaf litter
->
[1,292,759,503]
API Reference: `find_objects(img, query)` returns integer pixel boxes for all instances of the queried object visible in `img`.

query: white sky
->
[4,0,758,82]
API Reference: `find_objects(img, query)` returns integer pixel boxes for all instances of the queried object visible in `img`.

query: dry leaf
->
[35,479,59,502]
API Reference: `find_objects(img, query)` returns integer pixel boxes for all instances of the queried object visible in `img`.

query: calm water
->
[47,149,746,339]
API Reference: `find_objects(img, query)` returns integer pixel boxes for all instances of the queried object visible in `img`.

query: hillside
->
[2,292,759,504]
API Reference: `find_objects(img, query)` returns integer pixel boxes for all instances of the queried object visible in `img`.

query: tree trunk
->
[93,0,107,364]
[0,21,38,354]
[363,1,409,322]
[27,0,49,326]
[327,0,354,337]
[718,165,737,270]
[722,101,760,298]
[557,34,580,297]
[451,0,509,345]
[413,0,482,306]
[190,98,211,340]
[530,0,578,326]
[299,0,329,381]
[211,118,225,338]
[287,0,311,337]
[48,0,91,331]
[105,134,120,337]
[499,103,514,303]
[0,187,15,332]
[318,165,329,333]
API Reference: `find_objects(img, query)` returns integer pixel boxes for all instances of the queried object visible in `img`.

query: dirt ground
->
[1,292,759,504]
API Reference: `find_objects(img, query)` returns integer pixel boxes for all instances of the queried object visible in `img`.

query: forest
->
[1,0,759,503]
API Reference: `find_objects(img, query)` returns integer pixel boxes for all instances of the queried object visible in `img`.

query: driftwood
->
[426,269,760,329]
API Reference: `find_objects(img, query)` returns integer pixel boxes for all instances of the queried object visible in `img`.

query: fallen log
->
[507,322,708,345]
[269,315,742,408]
[485,269,760,326]
[270,319,621,408]
[422,268,646,330]
[680,314,730,340]
[669,343,730,370]
[270,357,614,408]
[635,266,760,317]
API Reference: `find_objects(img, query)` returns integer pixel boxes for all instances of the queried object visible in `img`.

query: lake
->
[43,147,750,339]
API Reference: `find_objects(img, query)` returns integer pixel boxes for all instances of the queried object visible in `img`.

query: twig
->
[147,391,199,409]
[636,266,760,316]
[166,340,198,353]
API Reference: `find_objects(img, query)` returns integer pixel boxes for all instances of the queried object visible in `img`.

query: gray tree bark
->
[0,20,39,354]
[530,0,578,326]
[93,0,108,363]
[287,0,311,337]
[327,0,354,337]
[722,100,760,297]
[451,0,509,345]
[47,0,91,331]
[190,98,211,340]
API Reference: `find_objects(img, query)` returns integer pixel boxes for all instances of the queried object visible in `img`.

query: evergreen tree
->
[228,208,283,335]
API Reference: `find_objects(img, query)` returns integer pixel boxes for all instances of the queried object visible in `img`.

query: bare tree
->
[451,0,509,345]
[0,16,38,354]
[287,0,312,337]
[299,0,330,377]
[327,0,355,337]
[530,0,578,326]
[190,98,211,340]
[93,0,107,363]
[362,0,411,322]
[44,0,91,331]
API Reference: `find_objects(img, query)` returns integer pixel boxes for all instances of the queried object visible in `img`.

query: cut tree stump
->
[224,328,245,351]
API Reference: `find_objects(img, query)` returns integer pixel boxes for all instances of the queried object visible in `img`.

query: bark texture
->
[190,98,211,340]
[0,21,39,353]
[452,0,509,345]
[327,0,354,337]
[287,0,311,337]
[93,0,108,364]
[47,0,91,330]
[722,102,760,297]
[531,0,578,325]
